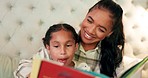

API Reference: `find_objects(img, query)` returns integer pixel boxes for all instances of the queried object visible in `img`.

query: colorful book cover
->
[30,58,96,78]
[30,56,148,78]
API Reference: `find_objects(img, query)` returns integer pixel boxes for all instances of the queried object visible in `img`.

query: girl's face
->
[46,29,78,66]
[80,8,113,49]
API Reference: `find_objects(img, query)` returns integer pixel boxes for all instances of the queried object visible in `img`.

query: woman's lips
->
[84,31,93,40]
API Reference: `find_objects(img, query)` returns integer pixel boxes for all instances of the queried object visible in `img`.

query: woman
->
[74,0,125,77]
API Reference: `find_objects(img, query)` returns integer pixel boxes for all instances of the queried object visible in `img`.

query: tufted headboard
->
[0,0,148,78]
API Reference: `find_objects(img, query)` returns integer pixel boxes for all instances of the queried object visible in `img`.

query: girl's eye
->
[54,46,59,48]
[66,44,72,47]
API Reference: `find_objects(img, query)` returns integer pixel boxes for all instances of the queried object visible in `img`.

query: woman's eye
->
[100,29,105,32]
[98,28,105,33]
[87,19,93,23]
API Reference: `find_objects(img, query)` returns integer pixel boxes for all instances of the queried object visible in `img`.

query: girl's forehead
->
[51,30,73,39]
[51,29,72,35]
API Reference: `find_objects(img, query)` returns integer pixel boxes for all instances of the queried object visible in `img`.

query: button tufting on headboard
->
[0,0,148,77]
[6,3,13,10]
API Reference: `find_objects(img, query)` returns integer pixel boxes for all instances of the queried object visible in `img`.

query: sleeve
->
[117,56,142,77]
[116,61,124,76]
[13,59,32,78]
[13,47,49,78]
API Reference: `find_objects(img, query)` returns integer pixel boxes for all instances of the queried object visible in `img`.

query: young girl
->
[14,23,79,78]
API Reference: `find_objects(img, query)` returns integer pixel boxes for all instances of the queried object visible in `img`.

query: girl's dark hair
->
[42,23,79,47]
[89,0,125,77]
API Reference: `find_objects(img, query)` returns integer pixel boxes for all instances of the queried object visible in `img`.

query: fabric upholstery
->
[0,54,19,78]
[0,0,148,77]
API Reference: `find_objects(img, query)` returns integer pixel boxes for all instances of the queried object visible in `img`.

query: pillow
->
[0,54,20,78]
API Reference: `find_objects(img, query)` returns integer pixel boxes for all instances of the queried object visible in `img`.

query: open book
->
[30,56,148,78]
[30,58,109,78]
[119,56,148,78]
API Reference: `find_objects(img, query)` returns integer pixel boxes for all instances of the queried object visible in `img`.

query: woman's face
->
[80,8,113,47]
[46,29,78,66]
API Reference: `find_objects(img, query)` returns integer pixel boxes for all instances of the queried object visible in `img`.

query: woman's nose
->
[88,25,96,35]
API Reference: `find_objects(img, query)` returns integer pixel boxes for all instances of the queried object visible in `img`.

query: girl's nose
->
[60,47,66,55]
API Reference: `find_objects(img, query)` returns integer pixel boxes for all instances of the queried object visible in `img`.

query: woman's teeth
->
[84,32,92,39]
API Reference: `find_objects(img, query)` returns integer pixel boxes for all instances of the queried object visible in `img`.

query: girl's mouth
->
[58,58,68,64]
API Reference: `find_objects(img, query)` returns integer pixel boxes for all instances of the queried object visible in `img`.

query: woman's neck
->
[81,42,98,51]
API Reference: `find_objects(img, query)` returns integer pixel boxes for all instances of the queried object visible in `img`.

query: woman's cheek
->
[97,34,107,40]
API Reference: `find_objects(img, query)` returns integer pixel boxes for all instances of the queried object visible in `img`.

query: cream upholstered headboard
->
[0,0,148,77]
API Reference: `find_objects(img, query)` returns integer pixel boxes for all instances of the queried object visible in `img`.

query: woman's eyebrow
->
[88,16,107,31]
[99,25,107,31]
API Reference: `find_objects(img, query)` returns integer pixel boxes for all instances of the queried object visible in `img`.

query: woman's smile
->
[84,31,93,40]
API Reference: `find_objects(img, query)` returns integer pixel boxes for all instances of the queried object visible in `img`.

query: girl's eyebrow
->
[88,16,107,31]
[52,41,59,44]
[67,40,75,43]
[52,40,75,43]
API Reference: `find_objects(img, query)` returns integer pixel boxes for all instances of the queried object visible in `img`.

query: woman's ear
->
[107,31,113,37]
